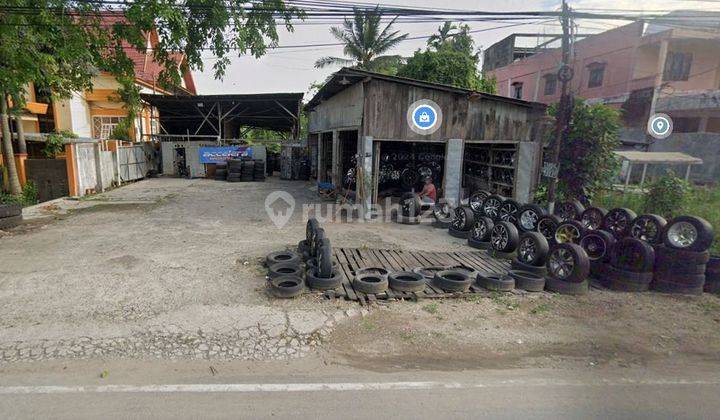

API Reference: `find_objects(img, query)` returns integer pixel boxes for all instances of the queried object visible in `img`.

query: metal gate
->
[118,145,147,182]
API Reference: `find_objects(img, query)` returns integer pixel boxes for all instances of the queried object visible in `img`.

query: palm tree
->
[315,7,408,73]
[427,21,457,50]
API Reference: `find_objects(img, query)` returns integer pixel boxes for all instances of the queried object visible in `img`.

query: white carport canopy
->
[613,151,703,188]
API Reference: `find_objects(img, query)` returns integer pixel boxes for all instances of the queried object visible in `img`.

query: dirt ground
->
[1,177,719,370]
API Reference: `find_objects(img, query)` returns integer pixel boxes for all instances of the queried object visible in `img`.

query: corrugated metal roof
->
[614,151,703,164]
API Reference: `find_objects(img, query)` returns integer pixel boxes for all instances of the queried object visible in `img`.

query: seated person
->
[418,176,437,206]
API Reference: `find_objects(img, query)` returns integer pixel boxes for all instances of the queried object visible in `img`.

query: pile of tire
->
[214,164,227,181]
[226,159,244,182]
[304,218,344,290]
[545,243,591,295]
[240,160,254,182]
[265,250,303,298]
[605,238,655,292]
[653,216,714,295]
[253,159,266,182]
[0,203,22,230]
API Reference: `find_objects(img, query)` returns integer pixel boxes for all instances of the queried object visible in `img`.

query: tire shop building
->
[306,68,548,210]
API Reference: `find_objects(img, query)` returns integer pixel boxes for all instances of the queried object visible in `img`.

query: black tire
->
[704,277,720,294]
[432,219,451,229]
[310,228,325,257]
[516,232,550,267]
[554,220,585,245]
[511,258,548,276]
[579,230,616,262]
[498,199,520,225]
[490,221,520,253]
[306,267,344,290]
[654,260,706,275]
[603,208,638,238]
[653,272,706,288]
[413,266,447,280]
[652,279,703,295]
[269,276,304,298]
[433,270,472,292]
[355,267,389,279]
[546,243,590,283]
[477,273,515,291]
[297,240,311,255]
[400,192,422,217]
[388,271,426,292]
[610,237,655,273]
[449,225,470,239]
[227,177,242,183]
[0,204,22,219]
[580,207,607,230]
[0,215,22,230]
[317,239,333,278]
[554,199,585,221]
[517,204,546,232]
[605,265,653,292]
[468,237,491,249]
[708,255,720,274]
[481,195,504,220]
[470,216,494,242]
[486,248,516,260]
[268,262,303,279]
[451,206,475,231]
[265,251,301,267]
[662,215,715,252]
[655,244,710,266]
[445,264,477,278]
[545,277,589,295]
[629,214,667,245]
[589,261,609,283]
[469,190,491,215]
[353,273,389,294]
[537,215,561,245]
[306,257,339,271]
[306,218,320,243]
[509,271,545,292]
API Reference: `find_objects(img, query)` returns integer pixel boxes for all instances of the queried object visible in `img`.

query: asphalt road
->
[1,359,719,419]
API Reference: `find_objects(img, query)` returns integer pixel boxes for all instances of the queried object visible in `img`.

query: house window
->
[92,116,125,140]
[543,74,557,95]
[663,51,692,81]
[511,82,523,99]
[587,64,605,88]
[673,117,701,133]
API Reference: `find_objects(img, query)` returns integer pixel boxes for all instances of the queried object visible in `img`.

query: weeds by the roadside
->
[361,319,377,331]
[490,292,519,311]
[422,303,438,314]
[530,302,551,315]
[697,300,720,315]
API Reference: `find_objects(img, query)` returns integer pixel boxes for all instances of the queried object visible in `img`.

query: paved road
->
[1,360,718,419]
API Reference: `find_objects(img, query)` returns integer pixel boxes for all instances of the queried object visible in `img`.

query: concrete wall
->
[100,151,116,190]
[74,143,98,194]
[648,132,720,183]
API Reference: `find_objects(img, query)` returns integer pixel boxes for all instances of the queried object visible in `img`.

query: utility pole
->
[546,0,573,214]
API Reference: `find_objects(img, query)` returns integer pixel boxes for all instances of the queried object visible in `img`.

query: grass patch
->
[489,292,519,311]
[465,294,482,303]
[530,302,552,315]
[422,303,439,314]
[361,319,377,332]
[594,185,719,254]
[399,331,416,341]
[697,300,720,315]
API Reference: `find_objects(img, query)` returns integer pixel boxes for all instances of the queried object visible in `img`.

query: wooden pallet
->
[321,247,512,305]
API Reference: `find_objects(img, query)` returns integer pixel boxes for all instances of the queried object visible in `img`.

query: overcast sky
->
[191,0,716,99]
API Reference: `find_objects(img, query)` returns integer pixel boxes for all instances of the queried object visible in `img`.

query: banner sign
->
[199,146,252,164]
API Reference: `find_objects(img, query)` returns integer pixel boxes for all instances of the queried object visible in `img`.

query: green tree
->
[315,6,408,73]
[397,23,495,92]
[0,0,301,196]
[549,99,622,200]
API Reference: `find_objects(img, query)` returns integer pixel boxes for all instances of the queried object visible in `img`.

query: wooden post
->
[685,164,692,181]
[624,163,633,191]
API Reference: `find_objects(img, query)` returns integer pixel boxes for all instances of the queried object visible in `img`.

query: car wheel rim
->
[500,204,518,223]
[484,199,501,218]
[520,210,538,230]
[581,235,606,260]
[582,210,602,230]
[538,220,555,240]
[668,221,697,248]
[608,211,628,233]
[518,238,536,263]
[555,224,580,244]
[473,221,487,240]
[549,248,574,279]
[491,226,508,249]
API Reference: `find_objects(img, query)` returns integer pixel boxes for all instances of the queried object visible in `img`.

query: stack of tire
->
[653,216,714,295]
[0,203,22,230]
[226,159,244,183]
[605,238,655,292]
[265,250,304,298]
[214,164,227,181]
[705,256,720,294]
[240,160,254,182]
[253,159,266,182]
[544,243,591,295]
[508,232,549,292]
[304,218,344,290]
